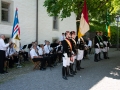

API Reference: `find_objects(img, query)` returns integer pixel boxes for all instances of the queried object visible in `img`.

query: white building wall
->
[0,0,76,46]
[0,0,36,46]
[38,0,76,44]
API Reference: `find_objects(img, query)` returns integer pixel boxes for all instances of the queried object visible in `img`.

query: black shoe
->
[94,60,98,62]
[5,71,8,73]
[43,67,46,69]
[0,72,4,74]
[70,71,76,75]
[99,58,103,60]
[77,67,80,71]
[63,76,68,80]
[104,57,107,59]
[67,74,74,77]
[73,72,76,75]
[40,68,46,71]
[49,65,54,67]
[77,68,80,71]
[74,70,77,73]
[80,67,84,69]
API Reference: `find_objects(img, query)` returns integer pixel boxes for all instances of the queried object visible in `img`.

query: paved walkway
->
[0,49,120,90]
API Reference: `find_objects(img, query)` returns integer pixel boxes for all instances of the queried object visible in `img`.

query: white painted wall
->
[38,0,76,44]
[0,0,76,46]
[0,0,36,46]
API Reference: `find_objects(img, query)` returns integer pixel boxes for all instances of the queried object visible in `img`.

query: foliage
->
[90,22,120,44]
[44,0,120,21]
[43,0,120,44]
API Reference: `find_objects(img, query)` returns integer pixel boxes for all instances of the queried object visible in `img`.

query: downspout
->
[36,0,38,42]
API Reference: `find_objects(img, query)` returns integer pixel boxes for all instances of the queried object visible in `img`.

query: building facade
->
[0,0,76,46]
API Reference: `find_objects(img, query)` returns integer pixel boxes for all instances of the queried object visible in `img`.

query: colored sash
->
[65,39,72,51]
[72,38,76,45]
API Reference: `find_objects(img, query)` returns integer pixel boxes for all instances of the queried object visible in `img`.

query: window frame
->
[1,1,10,22]
[52,16,59,31]
[0,0,14,25]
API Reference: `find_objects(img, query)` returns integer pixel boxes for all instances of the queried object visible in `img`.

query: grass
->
[0,60,34,84]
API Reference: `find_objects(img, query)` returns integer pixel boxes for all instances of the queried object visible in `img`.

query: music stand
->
[22,45,27,49]
[28,44,32,49]
[50,43,58,47]
[17,45,27,68]
[38,45,41,47]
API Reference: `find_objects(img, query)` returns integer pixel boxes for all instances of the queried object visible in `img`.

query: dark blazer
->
[94,35,100,48]
[70,38,77,54]
[62,39,72,57]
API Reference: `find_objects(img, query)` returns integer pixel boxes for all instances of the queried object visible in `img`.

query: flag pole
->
[36,0,38,43]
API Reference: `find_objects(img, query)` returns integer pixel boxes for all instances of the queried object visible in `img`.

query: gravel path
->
[0,48,120,90]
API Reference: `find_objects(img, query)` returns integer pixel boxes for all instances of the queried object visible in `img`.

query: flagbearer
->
[0,35,11,74]
[100,31,110,59]
[70,31,77,75]
[94,31,100,62]
[62,31,73,80]
[76,0,89,68]
[76,37,84,70]
[98,31,104,60]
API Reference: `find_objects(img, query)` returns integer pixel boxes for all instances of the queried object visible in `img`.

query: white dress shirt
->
[6,47,16,57]
[59,35,65,41]
[38,47,44,55]
[88,40,92,47]
[44,45,50,54]
[30,48,38,59]
[0,38,9,51]
[44,45,53,54]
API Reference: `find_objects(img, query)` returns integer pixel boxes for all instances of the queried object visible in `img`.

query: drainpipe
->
[36,0,38,42]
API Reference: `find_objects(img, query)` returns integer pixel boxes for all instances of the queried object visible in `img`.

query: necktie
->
[35,49,39,56]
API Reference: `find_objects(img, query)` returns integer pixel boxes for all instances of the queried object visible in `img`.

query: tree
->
[43,0,120,32]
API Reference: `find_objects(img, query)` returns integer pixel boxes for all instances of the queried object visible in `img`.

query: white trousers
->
[99,48,105,52]
[95,48,100,54]
[62,53,70,67]
[76,49,84,60]
[104,47,109,52]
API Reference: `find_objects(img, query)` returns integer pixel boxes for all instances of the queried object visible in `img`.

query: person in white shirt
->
[30,44,46,70]
[38,44,52,67]
[6,43,18,68]
[56,41,63,63]
[87,38,92,54]
[19,44,28,61]
[59,33,65,41]
[44,41,56,66]
[0,34,11,74]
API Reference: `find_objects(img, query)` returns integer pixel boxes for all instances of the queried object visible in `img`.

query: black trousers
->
[13,56,18,63]
[84,50,88,57]
[32,58,46,68]
[89,47,92,54]
[9,56,16,68]
[50,53,57,64]
[57,53,62,62]
[43,56,51,66]
[0,50,5,73]
[19,51,28,61]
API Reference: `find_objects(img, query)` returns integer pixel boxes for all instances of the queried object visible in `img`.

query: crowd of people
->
[0,31,110,80]
[94,31,110,62]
